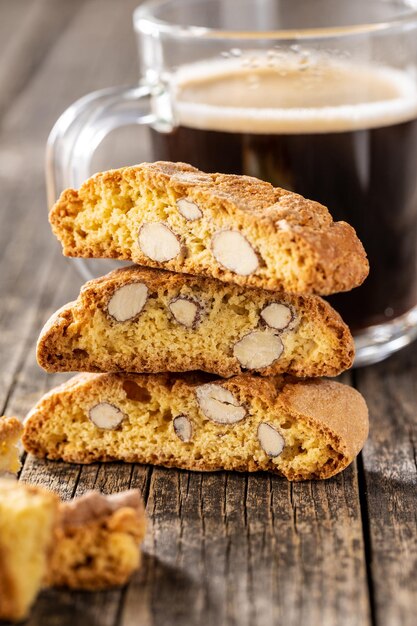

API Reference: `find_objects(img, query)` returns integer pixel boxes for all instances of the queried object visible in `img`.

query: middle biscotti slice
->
[37,266,354,378]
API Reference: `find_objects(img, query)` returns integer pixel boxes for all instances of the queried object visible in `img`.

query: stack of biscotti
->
[23,161,370,481]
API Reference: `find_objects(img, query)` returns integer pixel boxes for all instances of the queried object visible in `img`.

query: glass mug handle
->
[46,84,155,208]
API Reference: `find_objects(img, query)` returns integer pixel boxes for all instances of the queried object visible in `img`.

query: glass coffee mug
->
[47,0,417,366]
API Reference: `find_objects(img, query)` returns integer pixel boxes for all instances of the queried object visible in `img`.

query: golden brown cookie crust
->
[50,161,369,295]
[0,480,59,622]
[36,266,354,378]
[23,372,369,481]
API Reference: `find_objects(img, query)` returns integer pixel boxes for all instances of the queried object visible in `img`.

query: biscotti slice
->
[0,417,23,475]
[48,489,146,590]
[23,372,369,481]
[37,266,354,378]
[50,161,368,295]
[0,482,145,621]
[0,479,58,622]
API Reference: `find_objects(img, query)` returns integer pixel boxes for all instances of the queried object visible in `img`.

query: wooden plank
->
[355,346,417,626]
[0,0,88,120]
[120,465,370,626]
[0,1,27,54]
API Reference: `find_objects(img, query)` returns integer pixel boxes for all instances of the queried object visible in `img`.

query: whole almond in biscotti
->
[22,372,369,481]
[36,266,355,379]
[49,161,369,295]
[88,403,125,430]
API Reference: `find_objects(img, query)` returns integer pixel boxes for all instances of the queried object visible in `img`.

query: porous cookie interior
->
[49,513,141,589]
[41,269,353,378]
[0,417,23,474]
[24,375,347,481]
[48,490,145,589]
[0,481,57,620]
[66,169,316,288]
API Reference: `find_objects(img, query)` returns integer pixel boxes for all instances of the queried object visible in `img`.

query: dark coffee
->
[151,60,417,330]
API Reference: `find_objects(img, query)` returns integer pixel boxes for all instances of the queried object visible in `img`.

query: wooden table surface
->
[1,1,416,625]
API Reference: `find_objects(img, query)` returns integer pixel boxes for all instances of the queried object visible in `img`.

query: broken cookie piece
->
[0,416,23,475]
[48,489,146,590]
[0,481,146,621]
[0,479,59,622]
[23,372,369,481]
[37,266,355,379]
[49,161,369,295]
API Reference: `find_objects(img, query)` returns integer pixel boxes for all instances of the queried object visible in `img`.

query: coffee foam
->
[173,57,417,133]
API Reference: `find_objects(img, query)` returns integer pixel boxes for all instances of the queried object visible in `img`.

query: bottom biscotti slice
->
[0,479,59,622]
[23,373,369,481]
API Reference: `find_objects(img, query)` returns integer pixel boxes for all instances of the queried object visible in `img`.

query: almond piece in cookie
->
[211,230,259,275]
[49,161,369,295]
[173,415,192,442]
[258,423,285,458]
[36,266,355,379]
[107,282,148,322]
[169,296,202,329]
[22,372,369,481]
[89,403,125,430]
[260,302,295,331]
[176,198,202,221]
[138,222,184,262]
[195,383,247,424]
[233,330,284,369]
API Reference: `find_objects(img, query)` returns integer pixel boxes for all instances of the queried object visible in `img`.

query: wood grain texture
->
[0,1,415,625]
[355,346,417,626]
[0,0,88,121]
[118,467,370,626]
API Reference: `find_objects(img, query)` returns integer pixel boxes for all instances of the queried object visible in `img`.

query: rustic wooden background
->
[0,1,416,625]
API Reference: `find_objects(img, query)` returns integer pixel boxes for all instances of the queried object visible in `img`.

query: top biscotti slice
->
[50,161,369,295]
[37,266,354,378]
